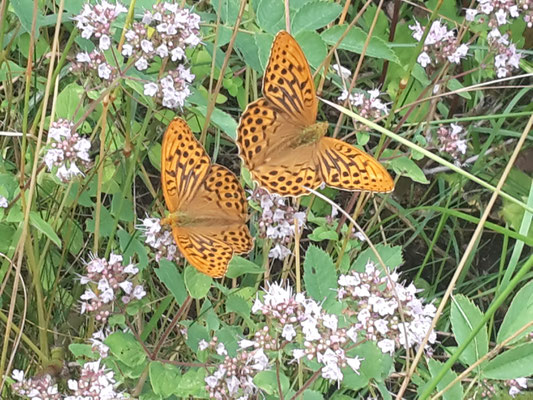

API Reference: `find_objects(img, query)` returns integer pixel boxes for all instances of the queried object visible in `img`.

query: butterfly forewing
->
[263,31,317,126]
[161,118,211,212]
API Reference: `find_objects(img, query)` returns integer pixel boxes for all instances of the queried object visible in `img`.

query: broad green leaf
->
[61,219,83,256]
[343,341,391,390]
[148,142,162,172]
[235,32,263,72]
[497,279,533,345]
[29,212,61,248]
[450,294,488,368]
[322,25,400,64]
[149,361,182,397]
[185,323,210,352]
[292,1,342,35]
[111,194,134,222]
[156,260,187,305]
[226,294,251,320]
[482,342,533,380]
[303,390,324,400]
[352,244,403,272]
[296,31,327,70]
[184,266,212,298]
[105,331,147,366]
[56,83,85,120]
[256,32,274,73]
[256,0,285,35]
[389,156,429,184]
[85,206,114,237]
[211,0,240,25]
[428,358,464,400]
[11,0,47,36]
[68,343,97,358]
[227,256,263,278]
[191,105,237,140]
[254,370,290,396]
[216,326,241,356]
[303,245,338,310]
[175,368,207,397]
[117,230,149,271]
[447,79,471,100]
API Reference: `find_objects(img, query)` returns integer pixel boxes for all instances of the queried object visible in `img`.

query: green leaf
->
[11,0,47,36]
[148,142,162,172]
[303,245,338,310]
[111,194,134,222]
[256,0,285,35]
[292,1,342,35]
[389,156,429,184]
[450,295,488,368]
[497,279,533,345]
[211,0,240,25]
[428,358,464,400]
[186,324,210,352]
[256,32,274,73]
[226,256,263,278]
[447,79,471,100]
[56,83,85,120]
[191,105,238,140]
[308,226,338,242]
[149,361,182,397]
[343,341,391,390]
[482,342,533,380]
[254,370,290,396]
[352,244,403,272]
[303,390,324,400]
[85,206,114,237]
[322,25,400,64]
[155,260,187,305]
[105,332,147,366]
[184,266,212,299]
[295,31,328,70]
[117,230,149,271]
[29,212,61,248]
[235,32,263,72]
[68,343,97,359]
[226,294,252,319]
[175,368,207,397]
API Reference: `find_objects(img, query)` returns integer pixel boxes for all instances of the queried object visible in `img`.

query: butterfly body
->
[237,31,394,197]
[161,118,253,278]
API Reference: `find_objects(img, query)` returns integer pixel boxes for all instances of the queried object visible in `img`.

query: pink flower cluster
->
[140,217,180,262]
[201,337,268,399]
[410,20,469,69]
[252,188,306,260]
[11,371,61,400]
[338,89,389,131]
[80,253,146,324]
[487,30,522,78]
[434,123,468,164]
[43,119,92,183]
[466,0,532,29]
[338,262,437,355]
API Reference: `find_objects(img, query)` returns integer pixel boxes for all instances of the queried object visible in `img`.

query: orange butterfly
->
[161,118,253,278]
[237,31,394,197]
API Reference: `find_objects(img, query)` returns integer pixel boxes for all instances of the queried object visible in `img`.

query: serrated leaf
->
[235,32,263,72]
[482,342,533,380]
[291,1,342,35]
[226,256,263,278]
[256,0,285,35]
[155,260,187,305]
[303,245,338,310]
[226,294,251,319]
[352,245,403,272]
[295,31,327,70]
[450,295,488,369]
[497,279,533,345]
[30,212,61,248]
[389,156,429,184]
[427,358,464,400]
[184,266,212,299]
[149,361,182,397]
[322,25,400,64]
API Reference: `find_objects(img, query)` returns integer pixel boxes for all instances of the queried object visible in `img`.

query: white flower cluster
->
[410,20,469,69]
[140,217,180,262]
[71,1,127,82]
[0,196,8,208]
[507,377,528,397]
[43,119,91,182]
[80,253,146,324]
[338,262,437,355]
[11,371,61,400]
[253,188,306,260]
[122,2,200,109]
[338,88,389,131]
[252,282,363,383]
[466,0,532,29]
[487,30,522,78]
[65,360,128,400]
[202,337,268,400]
[434,123,468,164]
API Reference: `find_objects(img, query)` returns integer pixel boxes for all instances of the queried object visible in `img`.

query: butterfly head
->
[161,211,191,228]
